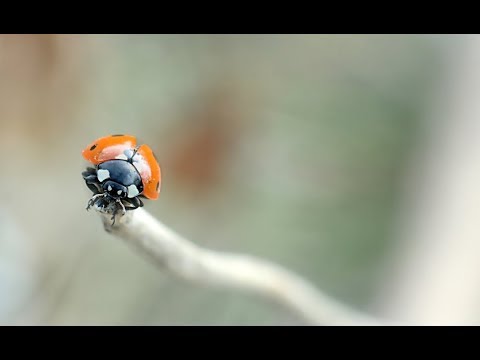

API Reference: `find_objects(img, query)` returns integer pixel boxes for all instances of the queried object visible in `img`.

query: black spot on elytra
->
[90,144,97,151]
[111,134,124,137]
[156,181,160,192]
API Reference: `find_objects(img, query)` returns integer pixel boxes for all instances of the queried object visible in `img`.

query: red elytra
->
[82,134,161,199]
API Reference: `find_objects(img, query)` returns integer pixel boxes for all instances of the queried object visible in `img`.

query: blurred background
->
[1,34,480,325]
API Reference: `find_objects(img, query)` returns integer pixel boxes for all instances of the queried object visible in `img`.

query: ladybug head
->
[102,180,128,199]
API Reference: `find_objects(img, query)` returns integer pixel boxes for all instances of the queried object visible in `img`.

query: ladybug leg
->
[84,174,98,184]
[122,196,143,210]
[86,193,106,211]
[116,199,127,216]
[135,197,144,208]
[82,167,98,180]
[83,168,102,195]
[110,200,126,226]
[85,181,101,195]
[82,166,96,175]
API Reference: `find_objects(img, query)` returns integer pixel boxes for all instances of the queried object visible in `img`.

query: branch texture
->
[94,205,379,325]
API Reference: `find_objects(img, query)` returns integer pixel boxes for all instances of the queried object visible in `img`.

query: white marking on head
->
[115,153,128,160]
[117,190,123,195]
[127,184,139,198]
[97,169,110,182]
[108,185,113,191]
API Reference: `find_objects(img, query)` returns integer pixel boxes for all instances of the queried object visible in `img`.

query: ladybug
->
[81,134,161,224]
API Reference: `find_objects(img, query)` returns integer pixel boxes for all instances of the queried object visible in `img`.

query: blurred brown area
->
[0,35,449,325]
[164,84,244,197]
[0,35,85,146]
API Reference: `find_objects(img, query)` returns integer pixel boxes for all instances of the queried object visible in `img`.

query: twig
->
[378,37,480,324]
[93,204,380,325]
